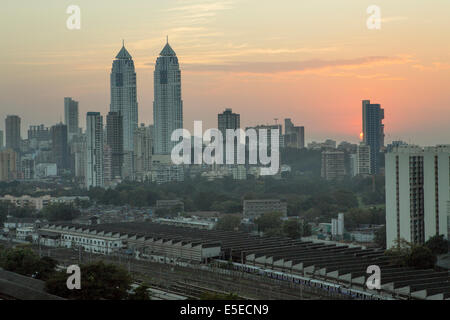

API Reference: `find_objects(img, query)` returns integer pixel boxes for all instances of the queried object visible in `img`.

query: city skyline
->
[1,0,450,145]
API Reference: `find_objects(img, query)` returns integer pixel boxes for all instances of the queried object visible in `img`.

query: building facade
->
[385,145,450,248]
[0,149,17,181]
[86,112,104,189]
[110,44,138,154]
[284,118,305,149]
[218,108,240,137]
[28,124,50,142]
[321,150,346,180]
[64,97,79,142]
[134,124,153,181]
[5,115,21,153]
[356,142,371,175]
[243,199,287,220]
[106,111,124,181]
[362,100,384,174]
[50,123,70,173]
[70,134,87,184]
[153,41,183,155]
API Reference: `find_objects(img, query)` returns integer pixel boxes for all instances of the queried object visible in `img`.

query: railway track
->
[21,244,327,300]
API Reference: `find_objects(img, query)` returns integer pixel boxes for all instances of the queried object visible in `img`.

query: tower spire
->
[122,39,125,47]
[166,35,168,44]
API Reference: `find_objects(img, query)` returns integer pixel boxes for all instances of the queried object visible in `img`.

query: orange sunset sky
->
[1,0,449,145]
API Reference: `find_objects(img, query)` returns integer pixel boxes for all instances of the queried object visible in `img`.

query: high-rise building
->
[0,130,3,149]
[0,149,17,181]
[246,124,284,149]
[385,145,450,248]
[64,97,80,142]
[356,142,371,175]
[153,40,183,155]
[218,108,240,137]
[321,150,346,180]
[5,115,21,153]
[103,144,113,188]
[28,125,50,141]
[70,134,87,185]
[110,43,138,154]
[362,100,384,174]
[20,156,35,180]
[218,108,240,163]
[134,124,153,181]
[106,111,124,181]
[50,123,70,173]
[284,118,305,149]
[86,112,104,189]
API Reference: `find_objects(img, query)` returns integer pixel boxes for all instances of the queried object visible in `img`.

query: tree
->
[264,228,284,237]
[0,247,56,280]
[154,207,173,218]
[407,245,436,269]
[42,203,81,222]
[302,223,312,237]
[216,215,241,231]
[425,235,449,255]
[283,220,301,239]
[385,239,437,269]
[129,283,151,300]
[254,212,283,233]
[46,261,132,300]
[385,238,412,267]
[0,210,6,225]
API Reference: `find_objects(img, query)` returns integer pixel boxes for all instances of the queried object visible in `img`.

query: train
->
[214,260,389,300]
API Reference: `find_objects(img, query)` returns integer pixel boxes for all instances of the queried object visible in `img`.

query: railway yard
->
[2,220,449,300]
[31,245,328,300]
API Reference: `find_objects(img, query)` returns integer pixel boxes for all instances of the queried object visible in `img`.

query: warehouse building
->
[37,222,450,299]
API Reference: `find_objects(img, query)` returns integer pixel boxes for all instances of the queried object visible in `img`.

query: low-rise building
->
[16,227,34,241]
[0,195,90,210]
[3,217,38,230]
[156,200,184,212]
[243,199,287,220]
[154,217,216,230]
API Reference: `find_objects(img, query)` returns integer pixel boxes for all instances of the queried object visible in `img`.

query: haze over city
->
[1,0,449,145]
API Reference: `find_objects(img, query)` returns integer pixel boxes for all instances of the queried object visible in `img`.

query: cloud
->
[181,55,414,74]
[412,62,450,71]
[166,0,235,26]
[381,16,408,23]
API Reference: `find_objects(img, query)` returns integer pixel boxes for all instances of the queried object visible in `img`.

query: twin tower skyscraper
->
[110,39,183,156]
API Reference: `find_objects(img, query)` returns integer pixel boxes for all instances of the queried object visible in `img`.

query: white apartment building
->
[350,143,371,177]
[386,145,450,248]
[356,142,371,175]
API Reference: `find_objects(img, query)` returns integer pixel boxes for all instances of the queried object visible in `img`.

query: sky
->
[0,0,449,145]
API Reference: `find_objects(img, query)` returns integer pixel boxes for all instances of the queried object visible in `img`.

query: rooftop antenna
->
[166,35,169,44]
[122,39,125,47]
